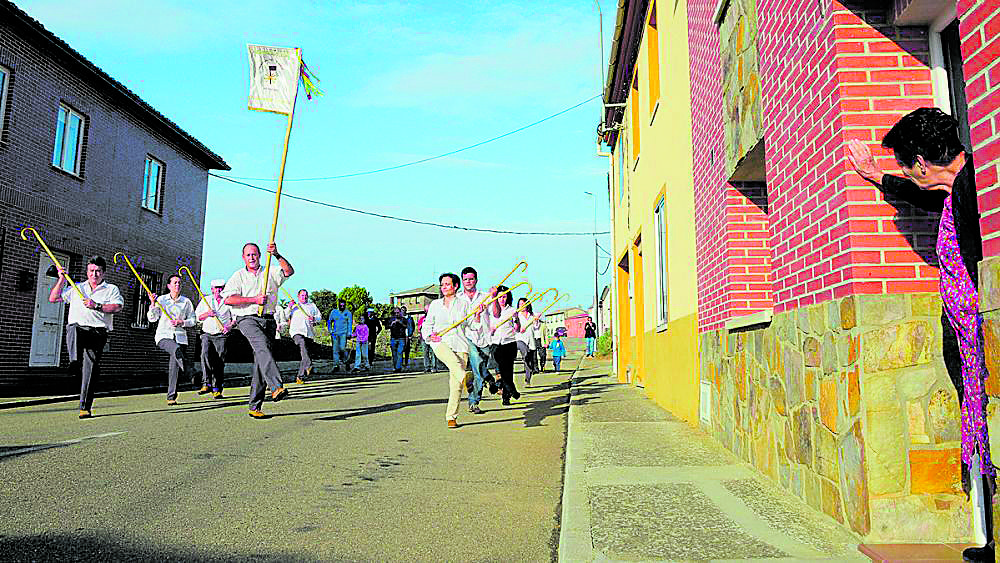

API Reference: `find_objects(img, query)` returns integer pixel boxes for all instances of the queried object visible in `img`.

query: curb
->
[557,356,595,562]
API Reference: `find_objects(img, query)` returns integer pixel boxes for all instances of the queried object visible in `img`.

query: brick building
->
[0,1,229,395]
[388,284,440,320]
[604,0,998,544]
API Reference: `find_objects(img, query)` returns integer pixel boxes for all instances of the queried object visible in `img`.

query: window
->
[654,198,668,325]
[630,74,640,162]
[130,268,161,329]
[647,1,660,115]
[0,65,9,135]
[142,156,164,212]
[52,104,85,174]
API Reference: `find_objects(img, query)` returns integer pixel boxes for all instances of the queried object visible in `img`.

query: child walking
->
[353,318,370,372]
[549,334,566,372]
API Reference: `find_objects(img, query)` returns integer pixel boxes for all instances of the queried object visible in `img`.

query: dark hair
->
[495,285,511,306]
[87,256,106,271]
[298,288,308,296]
[882,107,965,167]
[439,272,460,287]
[461,266,477,278]
[166,273,182,285]
[242,242,260,254]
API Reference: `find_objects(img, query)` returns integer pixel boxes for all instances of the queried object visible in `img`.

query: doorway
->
[29,252,69,366]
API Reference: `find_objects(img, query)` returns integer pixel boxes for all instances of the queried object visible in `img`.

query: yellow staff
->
[280,286,302,312]
[178,266,210,308]
[114,252,174,321]
[496,260,527,289]
[438,281,532,337]
[20,227,85,300]
[519,288,558,314]
[535,293,569,317]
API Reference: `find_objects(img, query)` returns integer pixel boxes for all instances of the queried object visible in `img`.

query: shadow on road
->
[266,398,449,421]
[0,532,316,562]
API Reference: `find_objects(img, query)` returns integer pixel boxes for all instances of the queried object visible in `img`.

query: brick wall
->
[0,21,213,394]
[691,0,951,332]
[958,0,1000,256]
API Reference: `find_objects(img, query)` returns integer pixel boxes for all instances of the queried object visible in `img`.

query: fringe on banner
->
[298,54,324,100]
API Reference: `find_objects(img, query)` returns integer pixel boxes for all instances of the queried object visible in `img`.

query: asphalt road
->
[0,354,576,562]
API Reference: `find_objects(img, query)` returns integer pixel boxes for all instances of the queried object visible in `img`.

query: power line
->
[598,256,612,275]
[596,241,612,256]
[209,173,611,237]
[219,93,602,182]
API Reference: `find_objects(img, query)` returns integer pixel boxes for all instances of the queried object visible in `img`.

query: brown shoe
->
[295,377,304,385]
[197,386,210,395]
[212,391,223,399]
[166,399,178,406]
[271,387,288,402]
[447,419,458,429]
[248,409,267,419]
[78,410,92,419]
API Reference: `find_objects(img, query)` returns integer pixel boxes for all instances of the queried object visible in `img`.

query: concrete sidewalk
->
[559,357,866,562]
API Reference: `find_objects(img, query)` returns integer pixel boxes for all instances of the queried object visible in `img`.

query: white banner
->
[247,44,299,115]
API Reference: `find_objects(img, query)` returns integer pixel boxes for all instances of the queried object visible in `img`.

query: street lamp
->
[584,191,598,332]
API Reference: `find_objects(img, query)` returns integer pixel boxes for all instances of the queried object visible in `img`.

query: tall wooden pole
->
[259,48,301,315]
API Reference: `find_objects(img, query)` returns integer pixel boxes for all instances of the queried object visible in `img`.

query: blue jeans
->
[332,333,348,366]
[354,340,369,369]
[553,355,563,371]
[467,339,492,408]
[390,338,405,370]
[586,337,596,356]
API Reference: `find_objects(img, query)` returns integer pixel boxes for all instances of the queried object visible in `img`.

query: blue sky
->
[21,0,617,309]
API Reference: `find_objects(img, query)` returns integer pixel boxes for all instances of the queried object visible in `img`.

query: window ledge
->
[51,164,83,181]
[141,205,163,217]
[724,309,773,331]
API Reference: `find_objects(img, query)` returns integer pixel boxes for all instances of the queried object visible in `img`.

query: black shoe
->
[512,390,521,400]
[487,379,498,395]
[469,405,484,414]
[962,544,994,562]
[332,366,340,373]
[501,397,510,406]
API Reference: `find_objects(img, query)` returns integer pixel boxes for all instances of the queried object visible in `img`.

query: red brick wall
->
[0,21,213,394]
[958,0,1000,256]
[690,1,950,331]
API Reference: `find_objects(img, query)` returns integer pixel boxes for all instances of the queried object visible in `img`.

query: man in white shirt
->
[458,266,497,415]
[287,288,321,384]
[48,256,123,419]
[222,242,294,419]
[148,274,197,405]
[196,278,233,399]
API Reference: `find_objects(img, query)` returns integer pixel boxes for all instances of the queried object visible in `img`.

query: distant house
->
[0,0,229,395]
[389,284,441,318]
[542,306,588,339]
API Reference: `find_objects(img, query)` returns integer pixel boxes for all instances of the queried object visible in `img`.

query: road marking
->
[1,431,125,458]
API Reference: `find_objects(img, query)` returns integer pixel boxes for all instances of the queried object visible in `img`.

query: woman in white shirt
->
[515,298,538,387]
[422,273,471,428]
[485,285,521,405]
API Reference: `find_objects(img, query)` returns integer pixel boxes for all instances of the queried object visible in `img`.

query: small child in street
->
[549,334,566,372]
[352,318,370,372]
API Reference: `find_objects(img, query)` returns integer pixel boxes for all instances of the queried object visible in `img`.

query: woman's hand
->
[429,333,442,343]
[847,139,884,184]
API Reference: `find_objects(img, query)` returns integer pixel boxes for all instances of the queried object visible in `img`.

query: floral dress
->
[937,194,995,477]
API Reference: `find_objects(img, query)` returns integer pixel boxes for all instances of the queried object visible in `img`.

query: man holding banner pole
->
[48,256,123,419]
[223,242,294,419]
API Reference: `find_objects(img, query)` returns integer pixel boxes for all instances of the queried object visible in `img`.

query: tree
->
[310,289,338,320]
[338,285,373,318]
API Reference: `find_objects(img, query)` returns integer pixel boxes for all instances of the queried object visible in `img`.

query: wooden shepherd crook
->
[114,252,174,321]
[258,47,302,315]
[20,226,85,300]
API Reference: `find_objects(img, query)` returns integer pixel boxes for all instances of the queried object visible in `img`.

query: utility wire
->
[598,256,612,275]
[596,241,612,256]
[209,173,611,237]
[220,93,602,182]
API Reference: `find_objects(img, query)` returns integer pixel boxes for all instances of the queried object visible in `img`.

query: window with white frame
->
[0,65,9,135]
[52,104,85,174]
[654,198,668,325]
[131,268,160,329]
[142,156,164,212]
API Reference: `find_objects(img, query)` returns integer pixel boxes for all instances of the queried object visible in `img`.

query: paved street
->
[0,355,575,562]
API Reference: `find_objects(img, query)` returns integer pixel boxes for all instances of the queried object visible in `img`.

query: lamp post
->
[584,191,598,332]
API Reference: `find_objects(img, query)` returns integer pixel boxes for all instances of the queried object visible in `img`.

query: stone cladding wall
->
[699,293,999,542]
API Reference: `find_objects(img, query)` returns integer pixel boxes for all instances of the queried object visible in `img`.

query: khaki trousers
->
[430,342,468,421]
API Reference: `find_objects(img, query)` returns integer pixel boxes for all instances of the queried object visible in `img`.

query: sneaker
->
[78,409,92,419]
[197,386,210,395]
[447,419,458,428]
[212,391,224,399]
[470,405,484,415]
[248,409,267,419]
[166,399,178,406]
[271,387,288,402]
[512,391,521,400]
[295,377,305,385]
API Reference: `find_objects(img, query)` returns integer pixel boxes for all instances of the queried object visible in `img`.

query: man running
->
[196,278,232,399]
[148,274,196,405]
[222,242,294,419]
[459,266,497,414]
[288,289,321,384]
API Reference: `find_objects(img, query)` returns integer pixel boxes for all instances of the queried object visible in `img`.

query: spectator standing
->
[402,305,416,368]
[353,318,370,372]
[327,299,353,372]
[388,307,408,373]
[584,317,597,357]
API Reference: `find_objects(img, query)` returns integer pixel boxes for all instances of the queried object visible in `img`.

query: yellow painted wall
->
[609,0,699,425]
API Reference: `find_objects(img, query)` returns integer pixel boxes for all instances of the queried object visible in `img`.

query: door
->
[632,236,645,386]
[616,252,631,383]
[29,252,69,366]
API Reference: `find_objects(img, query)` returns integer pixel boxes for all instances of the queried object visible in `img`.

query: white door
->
[29,252,69,367]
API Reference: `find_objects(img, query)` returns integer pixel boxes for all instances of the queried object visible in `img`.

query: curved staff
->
[21,227,85,300]
[178,266,210,309]
[520,288,557,313]
[535,293,570,317]
[280,286,300,311]
[114,252,174,321]
[496,260,527,289]
[438,280,532,337]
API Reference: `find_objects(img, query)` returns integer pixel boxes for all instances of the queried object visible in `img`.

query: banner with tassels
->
[247,44,323,115]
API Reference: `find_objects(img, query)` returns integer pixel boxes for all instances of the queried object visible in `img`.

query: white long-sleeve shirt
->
[287,301,321,339]
[488,304,518,346]
[517,311,537,350]
[420,296,470,355]
[195,295,233,335]
[62,281,123,330]
[459,289,491,349]
[148,294,196,344]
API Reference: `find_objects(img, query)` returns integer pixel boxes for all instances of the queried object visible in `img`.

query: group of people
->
[325,300,421,374]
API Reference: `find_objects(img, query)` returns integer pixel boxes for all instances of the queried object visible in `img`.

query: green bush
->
[597,329,613,357]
